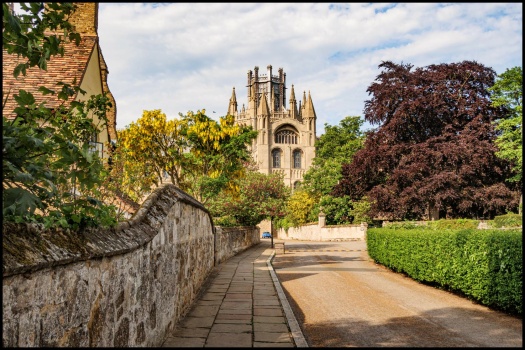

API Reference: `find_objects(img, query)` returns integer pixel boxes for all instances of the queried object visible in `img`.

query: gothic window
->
[275,127,298,144]
[293,149,301,168]
[293,181,301,190]
[272,148,282,168]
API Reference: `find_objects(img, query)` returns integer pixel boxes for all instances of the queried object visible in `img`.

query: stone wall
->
[214,226,260,265]
[277,220,367,241]
[2,184,259,347]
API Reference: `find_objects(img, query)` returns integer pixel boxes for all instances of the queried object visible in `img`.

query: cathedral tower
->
[228,65,317,188]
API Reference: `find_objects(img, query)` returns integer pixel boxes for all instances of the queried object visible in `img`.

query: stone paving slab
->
[171,327,210,338]
[163,336,206,347]
[254,341,294,347]
[254,331,294,343]
[253,315,288,324]
[254,299,281,306]
[205,332,252,347]
[254,322,290,333]
[181,316,215,328]
[189,305,221,317]
[254,307,285,316]
[217,308,252,315]
[210,323,252,333]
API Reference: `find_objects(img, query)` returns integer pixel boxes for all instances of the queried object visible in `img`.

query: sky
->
[96,2,523,134]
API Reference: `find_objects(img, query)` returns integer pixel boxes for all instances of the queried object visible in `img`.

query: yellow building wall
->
[77,44,110,158]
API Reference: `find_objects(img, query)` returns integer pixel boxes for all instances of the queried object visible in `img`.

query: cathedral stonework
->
[227,65,317,188]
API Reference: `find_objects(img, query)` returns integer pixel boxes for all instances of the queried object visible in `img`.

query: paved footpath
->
[162,239,308,348]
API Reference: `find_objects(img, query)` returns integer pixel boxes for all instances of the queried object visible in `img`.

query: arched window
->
[293,149,301,168]
[293,181,301,190]
[272,149,281,168]
[275,127,298,144]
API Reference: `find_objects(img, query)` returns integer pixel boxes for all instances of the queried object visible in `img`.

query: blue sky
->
[96,3,522,134]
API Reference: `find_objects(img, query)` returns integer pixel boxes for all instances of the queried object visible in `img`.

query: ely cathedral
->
[227,65,317,188]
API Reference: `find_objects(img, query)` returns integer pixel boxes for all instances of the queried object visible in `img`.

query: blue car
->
[262,232,272,238]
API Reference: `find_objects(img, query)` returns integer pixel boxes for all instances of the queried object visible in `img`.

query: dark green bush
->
[367,228,522,315]
[493,213,522,228]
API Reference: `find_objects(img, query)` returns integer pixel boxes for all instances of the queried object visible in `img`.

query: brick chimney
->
[68,2,98,36]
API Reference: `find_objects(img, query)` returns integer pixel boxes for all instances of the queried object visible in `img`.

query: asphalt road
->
[270,239,522,347]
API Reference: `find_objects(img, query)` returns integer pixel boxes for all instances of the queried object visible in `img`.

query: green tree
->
[208,170,290,227]
[302,116,365,198]
[181,110,257,204]
[2,3,117,229]
[291,115,367,225]
[489,67,522,182]
[319,195,354,225]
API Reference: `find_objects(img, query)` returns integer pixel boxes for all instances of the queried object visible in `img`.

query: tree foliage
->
[488,66,522,183]
[117,109,187,199]
[2,3,80,77]
[113,109,257,205]
[319,195,354,225]
[284,189,317,226]
[333,60,520,220]
[2,3,117,229]
[302,116,365,197]
[291,115,366,226]
[181,110,257,204]
[208,170,290,227]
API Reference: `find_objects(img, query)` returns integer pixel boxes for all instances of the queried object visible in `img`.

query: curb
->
[267,250,309,348]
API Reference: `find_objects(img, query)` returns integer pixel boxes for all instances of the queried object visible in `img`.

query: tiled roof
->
[2,35,98,117]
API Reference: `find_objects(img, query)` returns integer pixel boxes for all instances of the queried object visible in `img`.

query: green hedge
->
[492,213,522,228]
[367,228,522,315]
[383,219,480,230]
[428,219,480,230]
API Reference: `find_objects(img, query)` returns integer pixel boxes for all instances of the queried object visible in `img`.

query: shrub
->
[367,227,522,315]
[428,219,480,230]
[493,213,522,228]
[213,215,239,227]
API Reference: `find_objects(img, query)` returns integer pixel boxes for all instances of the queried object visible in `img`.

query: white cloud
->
[97,2,523,133]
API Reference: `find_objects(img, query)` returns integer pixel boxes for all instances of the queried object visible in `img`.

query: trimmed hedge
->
[367,228,522,315]
[428,219,480,230]
[492,213,522,228]
[383,219,480,230]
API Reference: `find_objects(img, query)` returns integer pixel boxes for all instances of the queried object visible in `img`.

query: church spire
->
[228,87,237,116]
[248,83,257,129]
[289,84,298,120]
[303,90,317,119]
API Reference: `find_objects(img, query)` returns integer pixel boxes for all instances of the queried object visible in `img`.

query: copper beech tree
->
[332,60,520,220]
